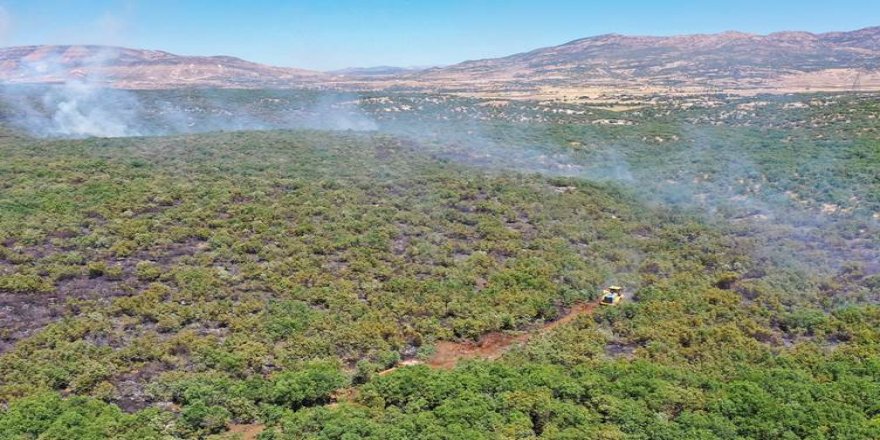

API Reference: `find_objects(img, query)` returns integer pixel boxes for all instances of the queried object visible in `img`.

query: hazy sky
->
[1,0,878,70]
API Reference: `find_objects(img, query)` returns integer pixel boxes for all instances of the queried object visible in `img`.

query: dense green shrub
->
[0,393,167,439]
[0,92,878,438]
[268,363,347,409]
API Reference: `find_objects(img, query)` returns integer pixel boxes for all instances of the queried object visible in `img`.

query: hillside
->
[330,66,426,77]
[2,27,880,96]
[0,45,326,89]
[0,91,878,438]
[376,26,880,97]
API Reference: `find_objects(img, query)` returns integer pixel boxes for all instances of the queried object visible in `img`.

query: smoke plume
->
[0,6,11,43]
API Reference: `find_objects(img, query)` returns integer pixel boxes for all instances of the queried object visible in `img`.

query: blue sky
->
[1,1,878,70]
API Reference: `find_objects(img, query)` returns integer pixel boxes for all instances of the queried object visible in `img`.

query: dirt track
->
[254,301,602,432]
[427,301,597,368]
[227,423,265,440]
[381,301,598,373]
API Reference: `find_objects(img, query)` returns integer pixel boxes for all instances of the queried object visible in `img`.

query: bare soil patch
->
[374,301,598,373]
[428,302,596,368]
[227,423,266,440]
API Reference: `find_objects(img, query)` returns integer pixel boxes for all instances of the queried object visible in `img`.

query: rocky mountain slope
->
[387,26,880,96]
[2,27,879,96]
[0,45,326,89]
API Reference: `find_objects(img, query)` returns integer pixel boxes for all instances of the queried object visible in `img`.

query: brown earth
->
[227,423,266,440]
[331,301,599,410]
[425,302,598,369]
[370,301,600,377]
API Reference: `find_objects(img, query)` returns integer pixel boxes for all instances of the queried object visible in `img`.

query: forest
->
[0,91,878,439]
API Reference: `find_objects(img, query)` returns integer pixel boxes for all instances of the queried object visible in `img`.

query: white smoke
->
[40,82,144,137]
[96,12,127,42]
[300,94,379,131]
[0,6,11,43]
[0,39,383,138]
[1,83,382,138]
[1,47,147,138]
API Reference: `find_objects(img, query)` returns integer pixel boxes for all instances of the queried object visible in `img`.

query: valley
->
[0,17,879,439]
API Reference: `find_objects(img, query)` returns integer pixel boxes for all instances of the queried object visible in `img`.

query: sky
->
[0,0,878,71]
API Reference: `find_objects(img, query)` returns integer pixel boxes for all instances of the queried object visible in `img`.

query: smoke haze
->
[0,57,875,285]
[0,6,11,44]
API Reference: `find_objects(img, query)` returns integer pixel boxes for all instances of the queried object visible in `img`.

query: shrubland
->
[0,92,878,438]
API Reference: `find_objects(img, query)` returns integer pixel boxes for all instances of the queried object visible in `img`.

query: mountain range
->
[1,26,879,97]
[0,45,324,89]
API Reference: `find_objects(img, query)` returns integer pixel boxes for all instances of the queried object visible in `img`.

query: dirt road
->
[383,301,598,373]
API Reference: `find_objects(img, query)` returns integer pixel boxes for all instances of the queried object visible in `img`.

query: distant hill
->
[392,26,880,96]
[2,27,879,96]
[329,66,427,77]
[0,45,326,89]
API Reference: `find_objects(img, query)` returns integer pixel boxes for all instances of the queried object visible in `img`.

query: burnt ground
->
[0,236,208,355]
[110,361,168,412]
[0,277,135,354]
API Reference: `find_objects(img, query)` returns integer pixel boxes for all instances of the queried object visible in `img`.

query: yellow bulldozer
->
[600,286,624,306]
